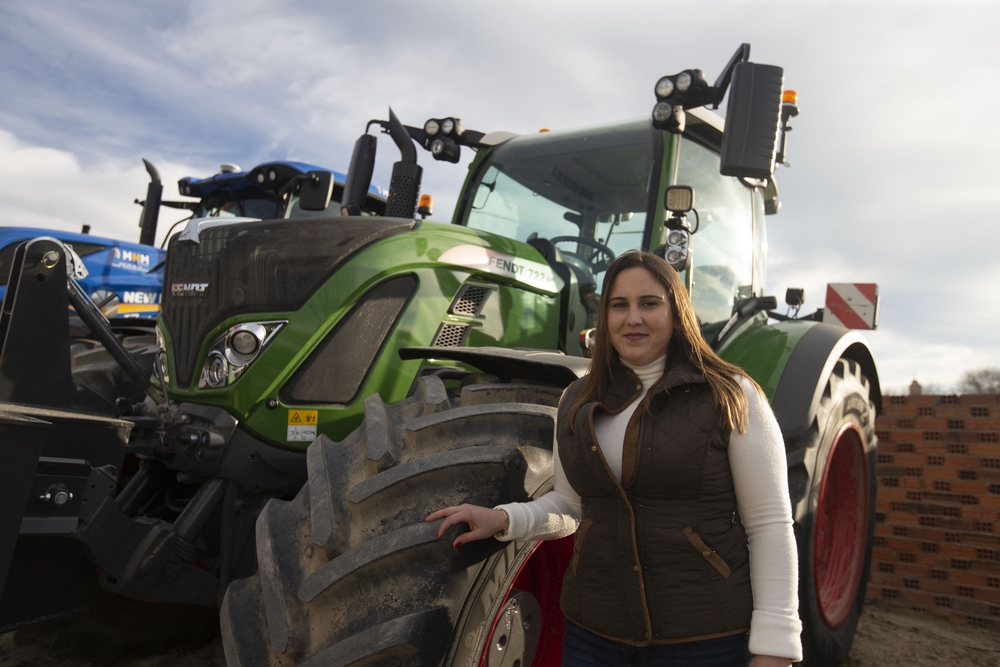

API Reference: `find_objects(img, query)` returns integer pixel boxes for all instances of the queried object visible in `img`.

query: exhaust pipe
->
[138,159,162,247]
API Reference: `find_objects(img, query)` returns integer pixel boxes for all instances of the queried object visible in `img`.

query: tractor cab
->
[454,108,775,351]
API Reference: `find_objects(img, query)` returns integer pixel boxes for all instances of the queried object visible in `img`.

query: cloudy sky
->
[1,1,997,392]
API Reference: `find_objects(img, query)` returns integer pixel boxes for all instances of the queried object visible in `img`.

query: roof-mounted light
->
[652,102,674,124]
[655,77,674,99]
[676,71,692,92]
[424,119,440,136]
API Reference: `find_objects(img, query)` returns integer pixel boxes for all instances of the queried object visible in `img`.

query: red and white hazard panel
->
[823,283,879,330]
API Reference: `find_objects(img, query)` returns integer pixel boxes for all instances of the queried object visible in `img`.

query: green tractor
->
[0,44,879,666]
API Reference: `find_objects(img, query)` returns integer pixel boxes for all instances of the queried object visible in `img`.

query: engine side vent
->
[450,284,493,317]
[280,275,416,405]
[432,323,470,348]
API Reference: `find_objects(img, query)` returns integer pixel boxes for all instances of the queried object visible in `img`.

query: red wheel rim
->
[479,536,573,667]
[813,423,868,627]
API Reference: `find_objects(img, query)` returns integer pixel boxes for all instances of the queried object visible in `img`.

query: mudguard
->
[769,322,881,440]
[719,318,880,441]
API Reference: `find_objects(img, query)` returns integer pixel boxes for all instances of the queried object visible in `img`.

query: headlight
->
[199,321,285,389]
[230,329,259,357]
[255,172,265,184]
[441,118,455,135]
[655,76,674,98]
[205,352,228,388]
[155,324,170,385]
[431,139,445,156]
[424,119,440,136]
[268,169,277,181]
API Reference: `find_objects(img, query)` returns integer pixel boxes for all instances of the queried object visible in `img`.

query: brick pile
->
[867,393,1000,630]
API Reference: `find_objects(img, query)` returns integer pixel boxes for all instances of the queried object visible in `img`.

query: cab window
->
[675,137,755,327]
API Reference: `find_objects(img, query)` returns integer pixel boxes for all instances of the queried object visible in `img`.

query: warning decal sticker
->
[287,409,318,442]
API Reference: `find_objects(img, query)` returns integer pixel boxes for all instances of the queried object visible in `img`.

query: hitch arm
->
[66,275,163,405]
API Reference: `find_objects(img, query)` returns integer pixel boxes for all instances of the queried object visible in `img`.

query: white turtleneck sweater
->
[494,356,803,662]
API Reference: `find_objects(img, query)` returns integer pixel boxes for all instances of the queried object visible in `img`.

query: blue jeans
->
[561,619,752,667]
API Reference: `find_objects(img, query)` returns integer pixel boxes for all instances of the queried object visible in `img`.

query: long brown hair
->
[567,251,761,433]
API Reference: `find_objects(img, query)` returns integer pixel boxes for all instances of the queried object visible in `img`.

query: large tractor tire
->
[221,375,573,667]
[793,358,878,666]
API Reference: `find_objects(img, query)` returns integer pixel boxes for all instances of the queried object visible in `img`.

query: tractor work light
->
[655,77,674,98]
[652,69,712,132]
[424,119,440,136]
[268,169,277,182]
[199,321,285,389]
[652,102,673,124]
[664,185,694,213]
[663,229,691,271]
[441,118,455,135]
[255,172,266,184]
[430,136,461,163]
[676,71,692,92]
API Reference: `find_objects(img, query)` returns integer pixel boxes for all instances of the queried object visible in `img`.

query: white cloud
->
[868,327,999,393]
[0,129,203,248]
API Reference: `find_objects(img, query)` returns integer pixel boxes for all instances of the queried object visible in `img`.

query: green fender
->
[717,317,882,441]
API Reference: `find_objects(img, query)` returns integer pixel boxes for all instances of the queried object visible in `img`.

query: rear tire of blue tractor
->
[792,358,878,666]
[219,375,567,667]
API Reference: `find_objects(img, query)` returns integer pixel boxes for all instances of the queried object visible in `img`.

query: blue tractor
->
[0,160,387,323]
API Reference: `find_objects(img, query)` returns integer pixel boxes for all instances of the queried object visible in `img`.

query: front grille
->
[162,217,416,389]
[450,284,493,317]
[280,275,417,405]
[432,323,470,348]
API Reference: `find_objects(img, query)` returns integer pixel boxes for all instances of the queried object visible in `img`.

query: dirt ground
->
[2,603,999,666]
[846,603,1000,666]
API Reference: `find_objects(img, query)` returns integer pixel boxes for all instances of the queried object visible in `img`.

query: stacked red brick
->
[868,394,1000,629]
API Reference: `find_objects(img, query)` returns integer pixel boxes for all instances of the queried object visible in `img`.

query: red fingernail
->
[453,541,460,548]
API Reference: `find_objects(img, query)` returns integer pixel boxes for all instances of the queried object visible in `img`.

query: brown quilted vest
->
[558,359,753,645]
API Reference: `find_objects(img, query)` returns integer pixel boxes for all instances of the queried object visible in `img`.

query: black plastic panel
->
[280,275,417,405]
[162,218,416,389]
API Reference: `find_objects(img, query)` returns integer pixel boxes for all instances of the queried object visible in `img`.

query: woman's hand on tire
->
[426,504,506,547]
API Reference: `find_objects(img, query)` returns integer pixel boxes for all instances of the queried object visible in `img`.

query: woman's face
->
[606,266,673,367]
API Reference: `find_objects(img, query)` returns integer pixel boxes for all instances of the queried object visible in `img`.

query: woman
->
[427,251,801,666]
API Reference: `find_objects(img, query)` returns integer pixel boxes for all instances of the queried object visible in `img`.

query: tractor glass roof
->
[461,118,655,288]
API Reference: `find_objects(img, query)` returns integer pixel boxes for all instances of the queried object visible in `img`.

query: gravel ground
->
[2,603,999,666]
[847,603,1000,666]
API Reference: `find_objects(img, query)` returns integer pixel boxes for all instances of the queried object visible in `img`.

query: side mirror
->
[298,171,333,211]
[720,62,784,180]
[341,134,377,216]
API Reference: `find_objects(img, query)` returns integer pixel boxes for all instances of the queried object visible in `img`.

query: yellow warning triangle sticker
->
[290,412,302,423]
